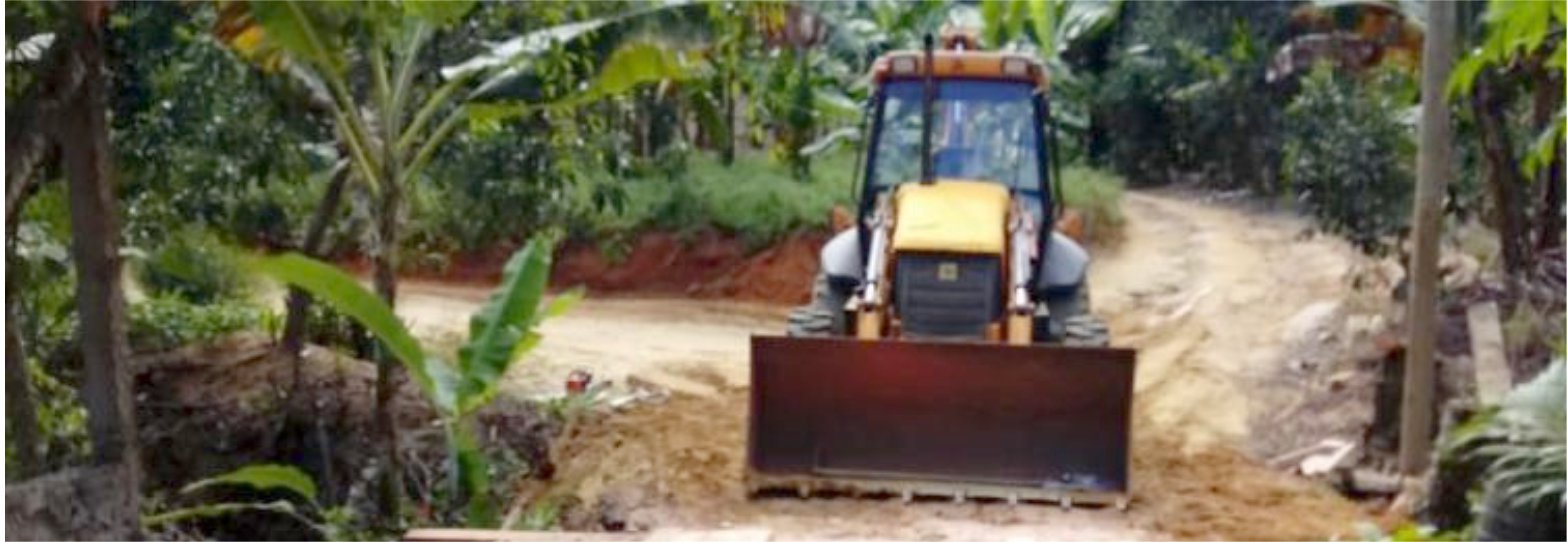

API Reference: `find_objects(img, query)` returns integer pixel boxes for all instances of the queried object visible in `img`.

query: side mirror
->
[830,205,855,233]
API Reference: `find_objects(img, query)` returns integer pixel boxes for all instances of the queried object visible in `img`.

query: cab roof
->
[870,50,1050,90]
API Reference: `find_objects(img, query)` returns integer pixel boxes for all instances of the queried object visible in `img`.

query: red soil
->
[552,230,830,305]
[339,230,829,306]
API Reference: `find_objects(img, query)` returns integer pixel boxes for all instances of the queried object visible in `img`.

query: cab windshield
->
[869,80,1043,191]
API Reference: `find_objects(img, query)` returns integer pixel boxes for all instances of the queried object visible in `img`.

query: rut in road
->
[395,191,1388,540]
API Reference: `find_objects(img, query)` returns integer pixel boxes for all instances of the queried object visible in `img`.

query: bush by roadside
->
[1059,165,1128,245]
[563,150,858,252]
[563,150,1127,251]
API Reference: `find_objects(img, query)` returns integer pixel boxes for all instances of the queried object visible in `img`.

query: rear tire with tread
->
[787,273,847,337]
[1061,314,1110,347]
[1046,285,1109,346]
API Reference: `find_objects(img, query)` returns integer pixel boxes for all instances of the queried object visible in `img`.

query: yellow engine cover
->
[892,180,1009,254]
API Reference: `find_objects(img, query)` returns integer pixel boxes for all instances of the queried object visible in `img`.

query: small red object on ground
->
[566,369,592,395]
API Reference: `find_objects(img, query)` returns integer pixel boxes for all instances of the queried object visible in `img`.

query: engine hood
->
[891,180,1010,255]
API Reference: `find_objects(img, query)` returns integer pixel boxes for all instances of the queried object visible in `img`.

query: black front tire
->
[1045,285,1109,347]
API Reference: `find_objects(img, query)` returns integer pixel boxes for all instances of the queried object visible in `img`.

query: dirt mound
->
[694,231,828,304]
[339,229,827,306]
[552,230,828,305]
[133,334,557,534]
[1130,431,1379,540]
[543,389,750,528]
[534,386,1378,540]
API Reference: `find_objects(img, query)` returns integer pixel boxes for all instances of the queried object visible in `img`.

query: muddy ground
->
[395,191,1400,540]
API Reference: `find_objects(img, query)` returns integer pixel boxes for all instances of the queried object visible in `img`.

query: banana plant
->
[144,463,355,539]
[214,1,704,522]
[253,237,580,526]
[964,0,1122,133]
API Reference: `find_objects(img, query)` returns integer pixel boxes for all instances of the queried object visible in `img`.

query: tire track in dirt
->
[396,191,1382,540]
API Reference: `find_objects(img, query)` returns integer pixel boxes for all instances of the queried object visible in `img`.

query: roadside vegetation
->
[561,149,860,252]
[4,0,1561,540]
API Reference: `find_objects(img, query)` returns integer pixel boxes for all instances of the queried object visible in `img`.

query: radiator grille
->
[894,253,1001,338]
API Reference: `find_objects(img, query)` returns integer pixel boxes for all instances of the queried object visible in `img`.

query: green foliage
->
[302,301,368,354]
[8,185,79,365]
[183,463,319,503]
[1355,522,1466,542]
[5,358,90,479]
[127,296,263,352]
[465,38,711,132]
[254,237,570,526]
[145,463,359,540]
[517,499,562,531]
[110,2,327,249]
[134,227,253,304]
[1282,65,1415,252]
[457,242,575,414]
[567,150,858,250]
[1448,0,1566,175]
[1085,1,1294,188]
[1448,1,1566,98]
[1058,165,1127,241]
[253,254,449,411]
[1457,360,1566,512]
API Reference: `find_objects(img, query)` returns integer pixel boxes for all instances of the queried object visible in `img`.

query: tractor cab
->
[859,39,1056,228]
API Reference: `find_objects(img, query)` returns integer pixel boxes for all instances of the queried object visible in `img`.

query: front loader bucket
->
[747,336,1136,506]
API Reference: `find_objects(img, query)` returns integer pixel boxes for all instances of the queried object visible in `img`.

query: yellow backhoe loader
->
[747,32,1137,508]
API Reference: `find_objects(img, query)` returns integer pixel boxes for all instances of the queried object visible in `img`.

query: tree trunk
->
[1471,72,1531,276]
[59,0,140,529]
[3,56,57,481]
[274,160,352,505]
[7,312,42,479]
[6,135,52,229]
[7,29,68,229]
[372,176,404,524]
[1532,68,1564,253]
[721,61,737,165]
[1399,0,1455,476]
[1538,160,1563,253]
[278,161,352,366]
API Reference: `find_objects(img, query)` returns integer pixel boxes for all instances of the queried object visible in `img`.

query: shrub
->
[1058,166,1127,243]
[566,149,858,250]
[128,296,263,352]
[5,358,90,479]
[1282,64,1415,253]
[136,227,253,304]
[1448,359,1566,541]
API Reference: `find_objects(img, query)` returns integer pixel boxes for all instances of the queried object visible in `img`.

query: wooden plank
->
[646,529,771,542]
[405,529,772,542]
[1466,301,1511,406]
[404,529,643,542]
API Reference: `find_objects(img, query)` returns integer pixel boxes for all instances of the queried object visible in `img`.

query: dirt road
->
[396,191,1387,540]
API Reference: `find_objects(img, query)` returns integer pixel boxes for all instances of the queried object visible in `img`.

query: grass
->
[566,149,1127,250]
